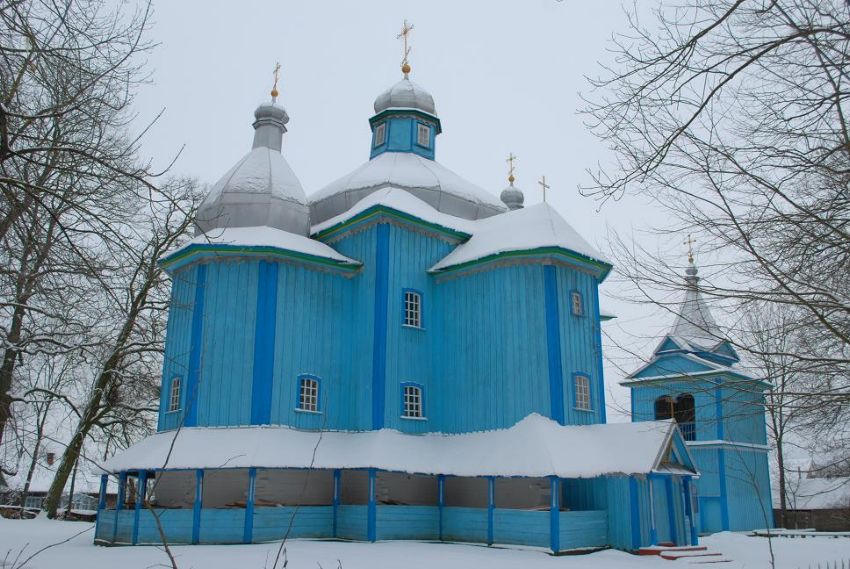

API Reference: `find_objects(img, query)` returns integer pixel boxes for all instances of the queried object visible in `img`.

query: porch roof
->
[102,414,697,479]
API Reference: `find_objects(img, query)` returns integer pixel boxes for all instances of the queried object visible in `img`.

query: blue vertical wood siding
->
[250,262,278,424]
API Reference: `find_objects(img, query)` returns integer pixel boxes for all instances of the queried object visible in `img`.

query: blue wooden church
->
[93,54,769,552]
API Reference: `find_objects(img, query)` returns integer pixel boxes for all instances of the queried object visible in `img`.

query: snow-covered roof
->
[667,263,724,350]
[622,351,741,384]
[102,414,694,479]
[195,103,310,236]
[311,187,474,236]
[374,77,437,117]
[430,203,611,273]
[161,226,359,268]
[778,476,850,510]
[310,152,505,225]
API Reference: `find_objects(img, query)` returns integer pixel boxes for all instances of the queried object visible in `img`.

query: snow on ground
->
[2,517,849,569]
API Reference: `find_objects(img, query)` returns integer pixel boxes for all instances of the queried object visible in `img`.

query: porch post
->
[332,469,341,538]
[683,476,698,545]
[628,476,640,550]
[664,475,678,545]
[648,474,658,545]
[132,470,147,545]
[367,469,377,542]
[437,474,445,541]
[112,472,126,543]
[243,467,256,544]
[98,474,108,510]
[487,476,495,546]
[550,476,560,553]
[192,469,204,545]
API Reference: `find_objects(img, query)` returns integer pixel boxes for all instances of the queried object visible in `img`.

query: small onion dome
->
[374,77,437,116]
[500,184,525,210]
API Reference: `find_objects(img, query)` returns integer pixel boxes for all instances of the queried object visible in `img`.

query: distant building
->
[623,258,773,534]
[776,463,850,531]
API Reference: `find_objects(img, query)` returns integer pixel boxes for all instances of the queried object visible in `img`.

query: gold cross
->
[538,175,550,202]
[506,153,517,185]
[271,62,281,102]
[397,19,414,75]
[683,234,696,264]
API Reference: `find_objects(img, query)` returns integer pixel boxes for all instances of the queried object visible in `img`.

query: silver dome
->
[195,103,310,236]
[500,185,525,210]
[373,78,437,116]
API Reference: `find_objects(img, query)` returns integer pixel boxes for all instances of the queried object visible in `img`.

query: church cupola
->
[500,153,524,210]
[369,20,441,160]
[195,68,311,236]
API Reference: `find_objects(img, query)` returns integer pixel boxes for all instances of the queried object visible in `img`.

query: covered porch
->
[94,415,698,552]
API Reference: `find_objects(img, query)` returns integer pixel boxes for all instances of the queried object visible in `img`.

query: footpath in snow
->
[2,517,850,569]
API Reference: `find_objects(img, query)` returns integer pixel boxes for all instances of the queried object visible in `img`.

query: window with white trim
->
[374,123,386,147]
[574,375,592,411]
[417,123,430,147]
[403,290,422,328]
[298,377,319,412]
[571,291,583,316]
[168,377,181,412]
[402,384,423,418]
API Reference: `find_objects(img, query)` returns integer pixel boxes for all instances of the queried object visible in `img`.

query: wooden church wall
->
[630,380,720,442]
[159,265,199,431]
[435,264,551,432]
[719,383,769,445]
[723,448,773,531]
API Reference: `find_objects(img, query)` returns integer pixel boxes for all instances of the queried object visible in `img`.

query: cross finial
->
[397,19,414,76]
[538,175,551,202]
[684,234,696,264]
[271,62,282,103]
[506,153,517,185]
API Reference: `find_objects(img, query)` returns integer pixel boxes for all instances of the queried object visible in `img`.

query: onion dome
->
[500,185,525,210]
[373,77,437,117]
[195,102,310,236]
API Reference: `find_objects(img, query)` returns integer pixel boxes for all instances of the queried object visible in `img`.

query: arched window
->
[654,396,674,421]
[653,394,696,441]
[675,394,696,441]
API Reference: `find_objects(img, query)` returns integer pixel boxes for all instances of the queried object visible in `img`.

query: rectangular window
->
[571,291,583,316]
[374,123,386,147]
[168,377,181,412]
[402,384,423,418]
[298,376,319,412]
[417,123,430,147]
[403,290,422,328]
[574,374,592,411]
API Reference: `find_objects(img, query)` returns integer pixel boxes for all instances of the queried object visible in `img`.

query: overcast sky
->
[133,0,684,420]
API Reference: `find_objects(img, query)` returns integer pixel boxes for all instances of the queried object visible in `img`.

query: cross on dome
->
[506,153,517,185]
[271,62,281,102]
[397,19,414,76]
[538,175,550,202]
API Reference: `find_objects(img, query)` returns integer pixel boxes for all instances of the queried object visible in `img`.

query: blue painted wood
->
[336,505,369,541]
[252,506,333,541]
[251,261,278,424]
[368,469,377,542]
[333,469,340,538]
[493,509,550,548]
[550,476,560,552]
[370,116,437,160]
[136,509,194,545]
[184,264,207,427]
[683,476,698,545]
[192,469,203,544]
[94,510,115,543]
[591,283,607,423]
[244,467,256,543]
[112,510,135,544]
[718,448,729,530]
[438,474,445,540]
[132,470,147,545]
[98,474,107,510]
[487,476,495,545]
[158,267,196,431]
[442,507,488,543]
[376,506,439,540]
[629,477,640,550]
[648,475,658,545]
[113,472,126,543]
[664,475,678,545]
[559,510,609,550]
[198,508,246,544]
[544,265,566,424]
[372,225,390,430]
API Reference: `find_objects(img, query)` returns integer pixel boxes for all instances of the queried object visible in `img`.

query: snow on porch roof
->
[102,414,695,479]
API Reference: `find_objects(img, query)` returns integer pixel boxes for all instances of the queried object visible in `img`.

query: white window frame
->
[298,376,319,413]
[402,384,424,419]
[168,377,181,412]
[416,123,430,147]
[574,374,592,411]
[403,290,422,328]
[374,123,386,147]
[571,291,583,316]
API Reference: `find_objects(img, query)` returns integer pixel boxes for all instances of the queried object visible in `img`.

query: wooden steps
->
[637,544,732,563]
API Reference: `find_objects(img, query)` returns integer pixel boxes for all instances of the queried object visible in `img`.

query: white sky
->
[133,0,683,421]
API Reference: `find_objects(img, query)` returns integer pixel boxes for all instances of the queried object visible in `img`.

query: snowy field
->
[2,517,850,569]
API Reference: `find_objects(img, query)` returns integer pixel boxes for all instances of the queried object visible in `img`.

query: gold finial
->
[538,175,550,203]
[271,62,281,102]
[397,19,414,77]
[684,234,696,264]
[506,153,517,185]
